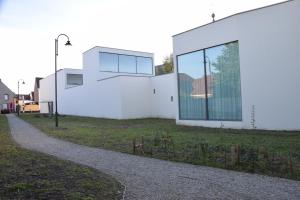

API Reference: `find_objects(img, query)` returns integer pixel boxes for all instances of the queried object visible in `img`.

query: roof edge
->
[0,79,15,95]
[83,46,154,55]
[41,68,83,80]
[172,0,293,37]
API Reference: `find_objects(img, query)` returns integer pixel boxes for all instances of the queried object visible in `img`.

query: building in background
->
[39,47,176,119]
[33,77,43,103]
[0,78,15,113]
[173,0,300,130]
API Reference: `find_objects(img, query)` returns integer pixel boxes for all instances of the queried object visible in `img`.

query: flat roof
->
[41,68,82,80]
[83,46,154,55]
[172,0,292,37]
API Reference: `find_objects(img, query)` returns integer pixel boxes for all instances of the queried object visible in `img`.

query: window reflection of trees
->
[178,41,242,121]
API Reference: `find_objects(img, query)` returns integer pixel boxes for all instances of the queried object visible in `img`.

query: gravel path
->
[6,114,300,200]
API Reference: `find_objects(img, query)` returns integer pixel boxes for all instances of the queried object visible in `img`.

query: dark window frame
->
[66,73,83,86]
[176,40,242,121]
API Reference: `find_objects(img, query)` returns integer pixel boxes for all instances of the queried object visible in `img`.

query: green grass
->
[21,114,300,180]
[0,115,123,199]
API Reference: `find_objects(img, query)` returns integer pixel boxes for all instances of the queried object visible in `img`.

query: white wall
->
[151,73,176,119]
[61,77,123,119]
[119,76,152,119]
[40,69,82,114]
[39,72,55,113]
[173,0,300,130]
[40,46,177,119]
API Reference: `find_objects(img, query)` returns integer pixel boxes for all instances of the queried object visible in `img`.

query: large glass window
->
[137,57,153,74]
[99,52,118,72]
[206,42,242,120]
[177,41,242,121]
[99,52,153,74]
[119,55,136,73]
[178,50,207,120]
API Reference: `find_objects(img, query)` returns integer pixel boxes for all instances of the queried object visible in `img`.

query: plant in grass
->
[153,132,161,147]
[200,142,209,164]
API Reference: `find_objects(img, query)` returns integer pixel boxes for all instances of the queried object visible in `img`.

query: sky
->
[0,0,284,94]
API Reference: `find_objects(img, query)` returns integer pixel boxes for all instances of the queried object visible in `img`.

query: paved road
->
[6,114,300,200]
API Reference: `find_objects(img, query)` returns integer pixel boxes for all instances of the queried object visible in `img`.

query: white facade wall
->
[151,73,176,119]
[62,77,123,119]
[40,69,83,114]
[39,73,56,113]
[173,0,300,130]
[40,47,176,119]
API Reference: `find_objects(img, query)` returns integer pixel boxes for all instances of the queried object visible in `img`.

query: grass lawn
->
[0,115,123,199]
[21,114,300,180]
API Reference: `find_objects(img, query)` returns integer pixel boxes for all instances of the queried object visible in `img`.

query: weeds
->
[132,132,300,179]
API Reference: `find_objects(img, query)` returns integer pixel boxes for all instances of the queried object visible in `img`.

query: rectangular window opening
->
[99,52,153,75]
[66,74,83,86]
[177,41,242,121]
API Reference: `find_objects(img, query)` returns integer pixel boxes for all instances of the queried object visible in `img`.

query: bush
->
[1,109,10,114]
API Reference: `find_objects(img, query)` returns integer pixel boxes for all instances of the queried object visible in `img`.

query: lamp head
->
[65,40,72,46]
[22,81,25,84]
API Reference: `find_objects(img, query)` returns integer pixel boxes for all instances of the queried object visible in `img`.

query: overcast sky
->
[0,0,284,94]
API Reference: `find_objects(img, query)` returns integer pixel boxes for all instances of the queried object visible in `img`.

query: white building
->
[40,0,300,130]
[39,47,176,119]
[173,0,300,130]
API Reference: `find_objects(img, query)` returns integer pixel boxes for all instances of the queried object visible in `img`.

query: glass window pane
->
[178,50,207,120]
[99,52,118,72]
[67,74,83,85]
[119,55,136,73]
[206,41,242,120]
[137,57,153,74]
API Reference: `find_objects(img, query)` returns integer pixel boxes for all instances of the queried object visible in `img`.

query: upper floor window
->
[119,55,136,73]
[4,94,9,101]
[99,52,153,75]
[99,52,118,72]
[137,57,153,74]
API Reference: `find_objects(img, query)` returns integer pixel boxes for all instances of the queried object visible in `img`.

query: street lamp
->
[17,79,25,116]
[55,34,72,127]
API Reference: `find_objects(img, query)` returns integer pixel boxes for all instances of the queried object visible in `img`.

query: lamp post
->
[17,79,25,116]
[55,34,72,127]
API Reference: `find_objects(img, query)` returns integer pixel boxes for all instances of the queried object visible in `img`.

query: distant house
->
[17,93,39,113]
[33,77,42,103]
[0,79,15,112]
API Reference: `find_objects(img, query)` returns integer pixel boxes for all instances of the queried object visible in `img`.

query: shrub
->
[1,109,10,114]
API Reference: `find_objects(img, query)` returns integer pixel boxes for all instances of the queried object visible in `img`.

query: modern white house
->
[40,0,299,130]
[173,0,300,130]
[39,47,176,119]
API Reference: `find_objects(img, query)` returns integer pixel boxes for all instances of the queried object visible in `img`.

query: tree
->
[162,54,174,73]
[209,42,242,120]
[210,42,241,98]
